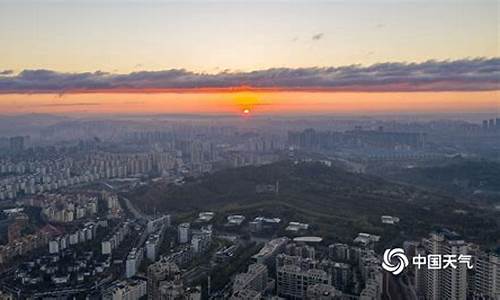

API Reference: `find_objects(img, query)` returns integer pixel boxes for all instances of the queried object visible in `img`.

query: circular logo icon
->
[382,248,409,275]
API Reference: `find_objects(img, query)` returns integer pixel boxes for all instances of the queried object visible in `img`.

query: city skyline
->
[0,2,499,299]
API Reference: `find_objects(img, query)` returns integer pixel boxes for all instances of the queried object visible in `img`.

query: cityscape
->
[0,114,498,299]
[0,0,499,300]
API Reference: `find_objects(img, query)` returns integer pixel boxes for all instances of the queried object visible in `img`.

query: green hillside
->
[127,161,500,246]
[375,159,500,204]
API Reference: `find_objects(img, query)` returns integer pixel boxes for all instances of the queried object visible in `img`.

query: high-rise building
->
[481,119,499,131]
[147,257,180,300]
[178,223,190,244]
[103,279,147,300]
[482,120,489,131]
[158,278,202,300]
[147,214,171,234]
[276,254,331,299]
[191,231,211,254]
[48,239,60,254]
[488,119,495,130]
[414,230,469,300]
[331,262,352,292]
[471,250,500,299]
[9,136,24,153]
[233,263,268,293]
[158,277,184,300]
[306,284,343,300]
[251,237,289,265]
[126,247,143,278]
[230,288,262,300]
[328,243,350,261]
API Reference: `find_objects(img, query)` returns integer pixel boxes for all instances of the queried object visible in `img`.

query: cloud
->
[0,70,14,75]
[312,33,324,41]
[0,58,498,94]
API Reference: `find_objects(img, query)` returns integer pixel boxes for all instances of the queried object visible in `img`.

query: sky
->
[0,0,498,116]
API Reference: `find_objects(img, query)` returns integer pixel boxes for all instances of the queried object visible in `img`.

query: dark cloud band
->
[0,58,498,94]
[0,70,14,76]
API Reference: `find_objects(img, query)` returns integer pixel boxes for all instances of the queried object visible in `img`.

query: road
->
[100,181,148,220]
[121,195,148,220]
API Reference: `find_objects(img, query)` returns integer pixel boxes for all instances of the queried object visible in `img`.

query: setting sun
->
[233,91,261,113]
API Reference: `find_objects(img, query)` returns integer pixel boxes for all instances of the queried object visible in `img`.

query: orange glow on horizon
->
[233,91,261,114]
[0,91,498,116]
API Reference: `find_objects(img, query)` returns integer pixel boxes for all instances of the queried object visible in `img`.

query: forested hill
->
[382,159,500,196]
[127,160,500,245]
[129,161,434,212]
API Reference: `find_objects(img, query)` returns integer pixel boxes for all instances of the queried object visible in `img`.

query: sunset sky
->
[0,0,498,115]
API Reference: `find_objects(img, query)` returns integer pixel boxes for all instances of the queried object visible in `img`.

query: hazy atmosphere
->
[0,1,499,300]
